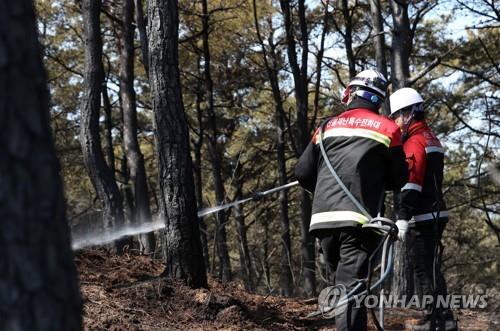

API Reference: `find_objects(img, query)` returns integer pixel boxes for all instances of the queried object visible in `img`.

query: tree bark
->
[389,0,414,297]
[134,0,149,77]
[276,133,294,296]
[80,0,126,253]
[193,55,210,269]
[102,82,116,175]
[119,0,155,254]
[390,0,411,89]
[262,215,272,292]
[201,0,232,283]
[252,0,293,296]
[148,0,207,288]
[340,0,356,79]
[234,175,255,292]
[369,0,390,115]
[279,0,316,296]
[120,152,135,225]
[312,1,330,127]
[0,1,82,329]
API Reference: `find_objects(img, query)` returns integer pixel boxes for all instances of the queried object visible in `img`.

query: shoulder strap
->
[318,119,372,219]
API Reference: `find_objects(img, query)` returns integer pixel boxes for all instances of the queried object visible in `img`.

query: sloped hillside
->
[76,250,498,331]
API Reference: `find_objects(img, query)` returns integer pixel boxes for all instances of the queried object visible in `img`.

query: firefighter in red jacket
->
[295,70,408,331]
[389,87,456,330]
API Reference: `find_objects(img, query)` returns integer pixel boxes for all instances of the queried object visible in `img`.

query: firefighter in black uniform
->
[389,87,456,331]
[295,70,408,331]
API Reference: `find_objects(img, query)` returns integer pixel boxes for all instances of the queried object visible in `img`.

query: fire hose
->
[307,217,397,329]
[197,118,400,330]
[309,119,399,330]
[197,181,299,218]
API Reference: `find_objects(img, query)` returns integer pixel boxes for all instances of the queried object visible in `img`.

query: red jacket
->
[398,120,448,224]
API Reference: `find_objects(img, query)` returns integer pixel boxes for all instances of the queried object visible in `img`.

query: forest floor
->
[76,249,498,331]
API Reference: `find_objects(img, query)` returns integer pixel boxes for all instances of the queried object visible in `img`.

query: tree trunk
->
[119,0,155,254]
[390,0,411,89]
[253,0,293,296]
[389,0,414,297]
[299,191,316,296]
[102,83,116,174]
[279,0,316,296]
[148,0,207,288]
[134,0,149,77]
[277,137,294,296]
[312,1,329,127]
[201,0,232,283]
[193,56,210,269]
[0,1,82,329]
[369,0,390,115]
[80,0,126,253]
[234,176,255,292]
[120,152,135,225]
[262,215,272,292]
[340,0,356,79]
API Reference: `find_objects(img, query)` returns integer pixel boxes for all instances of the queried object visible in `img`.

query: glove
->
[395,220,409,242]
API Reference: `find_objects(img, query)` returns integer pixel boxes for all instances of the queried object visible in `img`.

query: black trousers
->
[411,221,448,314]
[316,227,379,331]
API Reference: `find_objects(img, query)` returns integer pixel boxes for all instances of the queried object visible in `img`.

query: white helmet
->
[349,70,388,97]
[389,87,424,116]
[342,69,388,105]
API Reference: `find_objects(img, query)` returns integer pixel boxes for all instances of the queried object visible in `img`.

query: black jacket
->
[295,100,408,234]
[398,120,448,224]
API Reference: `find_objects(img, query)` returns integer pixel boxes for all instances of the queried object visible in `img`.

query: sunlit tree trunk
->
[134,0,149,77]
[119,0,155,254]
[0,1,82,328]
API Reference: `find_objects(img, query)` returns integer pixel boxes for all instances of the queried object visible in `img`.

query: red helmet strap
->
[341,86,352,105]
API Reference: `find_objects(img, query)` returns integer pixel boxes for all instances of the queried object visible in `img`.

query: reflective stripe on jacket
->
[295,99,409,234]
[399,121,448,224]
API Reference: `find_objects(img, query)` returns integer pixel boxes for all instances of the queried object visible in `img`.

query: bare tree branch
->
[477,36,500,77]
[407,45,459,86]
[441,63,500,88]
[476,104,500,243]
[443,101,500,139]
[456,0,499,22]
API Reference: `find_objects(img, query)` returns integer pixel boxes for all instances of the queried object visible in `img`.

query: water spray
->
[197,180,299,217]
[71,220,166,251]
[71,180,300,250]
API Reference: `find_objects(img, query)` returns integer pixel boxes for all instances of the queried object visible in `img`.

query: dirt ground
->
[76,250,498,331]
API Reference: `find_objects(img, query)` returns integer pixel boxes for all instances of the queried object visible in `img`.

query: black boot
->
[429,310,457,331]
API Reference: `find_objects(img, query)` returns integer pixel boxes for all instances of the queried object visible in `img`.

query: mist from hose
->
[71,181,300,250]
[71,220,165,251]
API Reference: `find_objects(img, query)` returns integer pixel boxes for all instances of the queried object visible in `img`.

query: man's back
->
[399,120,447,223]
[295,100,408,233]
